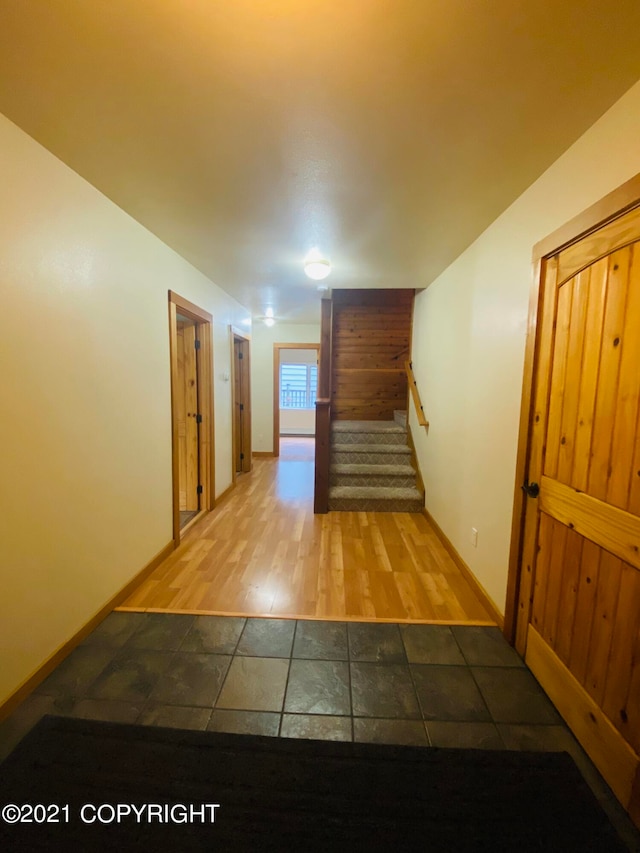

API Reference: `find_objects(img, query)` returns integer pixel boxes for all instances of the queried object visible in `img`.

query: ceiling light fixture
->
[304,247,331,281]
[261,307,276,327]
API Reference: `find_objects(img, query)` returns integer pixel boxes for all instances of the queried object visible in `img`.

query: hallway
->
[121,438,493,622]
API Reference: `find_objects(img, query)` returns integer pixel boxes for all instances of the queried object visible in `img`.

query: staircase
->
[328,411,424,512]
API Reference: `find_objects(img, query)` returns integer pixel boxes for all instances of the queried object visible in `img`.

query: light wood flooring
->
[120,438,494,624]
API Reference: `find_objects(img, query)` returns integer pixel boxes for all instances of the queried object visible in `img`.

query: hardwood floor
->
[120,438,495,623]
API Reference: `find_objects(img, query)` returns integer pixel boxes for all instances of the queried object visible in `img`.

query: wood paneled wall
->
[331,289,414,421]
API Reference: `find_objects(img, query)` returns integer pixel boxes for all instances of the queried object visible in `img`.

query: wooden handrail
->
[405,361,429,428]
[391,345,410,362]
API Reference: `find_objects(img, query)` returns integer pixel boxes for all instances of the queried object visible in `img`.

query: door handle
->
[521,481,540,499]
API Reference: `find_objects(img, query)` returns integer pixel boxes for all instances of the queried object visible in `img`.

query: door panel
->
[176,323,188,510]
[521,203,640,821]
[183,323,199,511]
[233,336,251,474]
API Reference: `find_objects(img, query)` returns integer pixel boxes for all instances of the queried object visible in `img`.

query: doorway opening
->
[231,330,252,479]
[168,291,215,546]
[273,343,320,457]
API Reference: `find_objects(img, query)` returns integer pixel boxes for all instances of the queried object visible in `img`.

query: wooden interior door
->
[233,335,251,474]
[519,204,640,824]
[177,317,200,513]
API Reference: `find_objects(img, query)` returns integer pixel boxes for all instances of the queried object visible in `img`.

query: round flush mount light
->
[263,306,275,327]
[303,247,331,281]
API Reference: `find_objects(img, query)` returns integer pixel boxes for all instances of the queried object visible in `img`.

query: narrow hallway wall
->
[0,114,250,706]
[411,79,640,613]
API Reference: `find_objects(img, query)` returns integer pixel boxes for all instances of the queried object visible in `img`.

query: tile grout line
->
[277,619,298,737]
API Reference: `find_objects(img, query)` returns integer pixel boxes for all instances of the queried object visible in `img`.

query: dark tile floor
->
[1,614,639,849]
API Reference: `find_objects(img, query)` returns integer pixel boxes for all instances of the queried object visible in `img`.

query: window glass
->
[280,363,317,408]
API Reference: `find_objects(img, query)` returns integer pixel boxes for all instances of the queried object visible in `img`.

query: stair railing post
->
[314,298,333,513]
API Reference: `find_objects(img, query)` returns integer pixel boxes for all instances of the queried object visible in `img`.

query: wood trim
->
[273,345,279,457]
[539,476,640,571]
[231,328,252,480]
[504,257,545,643]
[526,625,639,809]
[230,329,238,485]
[168,290,213,322]
[0,540,174,723]
[168,292,215,546]
[405,360,429,428]
[240,338,252,473]
[533,172,640,261]
[505,258,559,648]
[318,299,332,400]
[273,342,320,457]
[422,508,503,628]
[198,321,215,513]
[556,204,640,287]
[314,398,331,513]
[126,607,495,625]
[406,290,416,415]
[253,451,274,457]
[168,300,181,546]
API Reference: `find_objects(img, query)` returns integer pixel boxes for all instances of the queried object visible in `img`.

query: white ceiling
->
[2,1,640,323]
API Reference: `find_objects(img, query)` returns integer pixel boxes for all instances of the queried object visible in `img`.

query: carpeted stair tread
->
[332,420,405,434]
[331,463,416,475]
[332,443,411,454]
[329,485,423,500]
[329,414,422,513]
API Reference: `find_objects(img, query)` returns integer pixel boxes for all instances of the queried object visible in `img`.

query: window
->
[280,363,318,409]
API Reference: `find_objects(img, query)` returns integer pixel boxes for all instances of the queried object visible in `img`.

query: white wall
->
[251,323,321,451]
[411,79,640,615]
[0,114,250,705]
[280,410,316,435]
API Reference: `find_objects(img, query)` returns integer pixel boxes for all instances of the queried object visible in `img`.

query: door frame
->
[505,172,640,648]
[168,291,215,547]
[273,342,320,457]
[230,327,252,480]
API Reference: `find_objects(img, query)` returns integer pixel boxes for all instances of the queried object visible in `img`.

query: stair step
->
[330,462,416,487]
[332,448,413,466]
[331,472,418,487]
[393,410,407,428]
[332,420,405,434]
[329,416,420,511]
[328,485,424,513]
[332,443,411,455]
[331,463,415,476]
[331,430,407,446]
[330,486,422,500]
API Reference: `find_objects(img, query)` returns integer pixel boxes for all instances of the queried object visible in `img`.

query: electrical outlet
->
[471,527,478,547]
